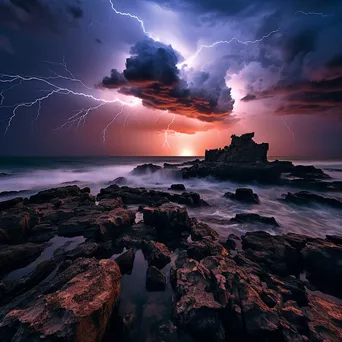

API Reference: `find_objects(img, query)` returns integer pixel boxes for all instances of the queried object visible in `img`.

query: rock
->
[108,176,128,185]
[146,266,166,291]
[115,248,135,275]
[174,286,224,342]
[97,197,125,211]
[326,234,342,245]
[169,184,186,191]
[0,243,44,277]
[117,222,157,248]
[282,191,342,209]
[187,238,227,261]
[29,185,86,204]
[156,321,178,342]
[131,163,162,175]
[205,132,268,163]
[307,293,342,342]
[93,208,135,241]
[98,185,207,207]
[225,234,240,250]
[224,188,260,204]
[289,165,330,180]
[143,203,191,240]
[0,197,24,210]
[64,242,99,260]
[143,240,171,269]
[231,213,280,227]
[0,259,121,342]
[58,216,94,237]
[189,218,219,241]
[242,231,300,276]
[301,239,342,296]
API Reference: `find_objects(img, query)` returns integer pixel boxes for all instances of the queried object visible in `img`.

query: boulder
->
[143,203,191,240]
[187,238,227,261]
[224,188,260,204]
[143,240,172,269]
[231,213,280,227]
[189,218,219,241]
[115,248,135,275]
[169,184,186,191]
[0,197,24,211]
[131,163,162,175]
[146,266,166,291]
[0,243,44,277]
[93,208,135,241]
[282,191,342,209]
[108,176,128,185]
[0,259,121,342]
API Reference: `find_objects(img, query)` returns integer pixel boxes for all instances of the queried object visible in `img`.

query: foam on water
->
[1,157,342,239]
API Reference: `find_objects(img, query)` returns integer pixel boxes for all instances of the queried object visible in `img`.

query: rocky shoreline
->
[1,133,342,341]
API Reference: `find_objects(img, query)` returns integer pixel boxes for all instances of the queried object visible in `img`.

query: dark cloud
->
[95,38,102,44]
[100,38,235,122]
[148,0,341,17]
[241,55,342,116]
[0,0,83,33]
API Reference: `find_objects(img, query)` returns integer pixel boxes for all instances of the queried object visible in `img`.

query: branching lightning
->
[0,2,335,148]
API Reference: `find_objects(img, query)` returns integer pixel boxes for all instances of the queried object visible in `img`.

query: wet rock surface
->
[231,213,280,227]
[224,188,260,204]
[1,141,342,342]
[282,191,342,209]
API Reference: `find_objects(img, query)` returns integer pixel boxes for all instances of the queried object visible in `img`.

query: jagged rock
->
[98,185,207,207]
[301,239,342,296]
[146,266,166,291]
[189,218,219,241]
[115,248,135,275]
[93,208,135,241]
[326,234,342,245]
[171,257,225,341]
[116,222,157,248]
[307,293,342,342]
[282,191,342,209]
[289,165,330,180]
[97,197,125,211]
[187,238,227,261]
[143,240,171,269]
[0,243,44,277]
[108,176,128,185]
[143,203,191,240]
[169,184,186,191]
[242,231,300,276]
[0,258,121,342]
[231,213,280,227]
[205,132,268,163]
[29,185,89,204]
[58,216,94,237]
[131,163,162,175]
[224,188,260,204]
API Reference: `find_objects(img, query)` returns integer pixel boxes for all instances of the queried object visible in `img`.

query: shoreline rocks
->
[224,188,260,204]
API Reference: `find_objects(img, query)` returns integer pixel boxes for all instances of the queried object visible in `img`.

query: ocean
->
[1,156,342,239]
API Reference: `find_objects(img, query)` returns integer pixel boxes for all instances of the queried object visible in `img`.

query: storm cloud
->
[100,38,235,122]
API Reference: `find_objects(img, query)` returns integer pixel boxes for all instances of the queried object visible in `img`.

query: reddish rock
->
[143,240,171,269]
[307,294,342,342]
[0,259,121,342]
[115,248,135,275]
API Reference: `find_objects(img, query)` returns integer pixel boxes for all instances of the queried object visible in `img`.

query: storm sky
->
[0,0,342,157]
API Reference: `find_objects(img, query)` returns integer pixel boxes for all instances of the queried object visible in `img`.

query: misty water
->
[1,156,342,239]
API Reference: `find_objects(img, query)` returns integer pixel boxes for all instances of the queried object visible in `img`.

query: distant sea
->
[1,156,342,239]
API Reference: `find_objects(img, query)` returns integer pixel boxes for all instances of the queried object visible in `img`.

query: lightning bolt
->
[163,114,175,149]
[102,105,124,142]
[0,64,141,135]
[282,115,295,144]
[295,11,334,18]
[108,0,152,37]
[179,29,280,68]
